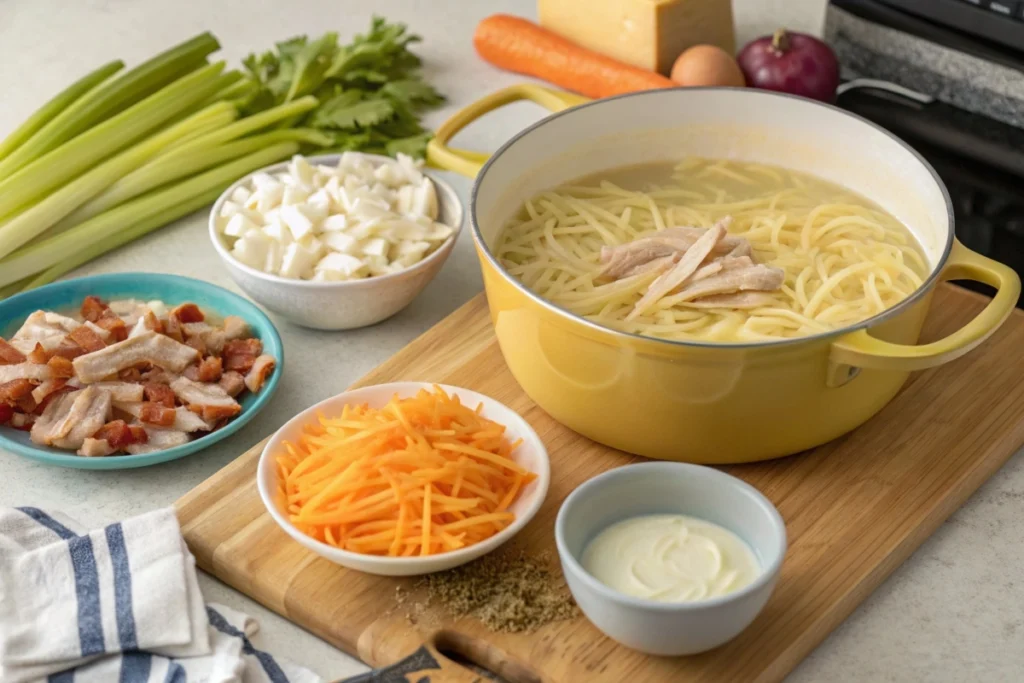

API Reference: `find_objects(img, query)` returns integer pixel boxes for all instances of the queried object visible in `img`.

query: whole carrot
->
[474,14,676,99]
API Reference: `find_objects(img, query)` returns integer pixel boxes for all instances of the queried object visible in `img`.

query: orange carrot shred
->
[275,386,534,557]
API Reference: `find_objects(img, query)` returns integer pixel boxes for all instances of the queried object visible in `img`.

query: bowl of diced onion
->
[209,153,464,330]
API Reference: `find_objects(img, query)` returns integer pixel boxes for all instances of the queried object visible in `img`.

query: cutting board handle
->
[340,630,539,683]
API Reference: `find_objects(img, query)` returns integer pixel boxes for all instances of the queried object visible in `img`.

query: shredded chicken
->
[628,221,728,320]
[674,265,786,302]
[72,331,199,383]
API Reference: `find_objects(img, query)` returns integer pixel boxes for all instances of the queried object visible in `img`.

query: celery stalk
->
[0,62,227,232]
[0,103,237,262]
[18,188,225,295]
[2,142,299,289]
[0,33,219,180]
[63,128,331,224]
[0,61,124,164]
[151,97,318,164]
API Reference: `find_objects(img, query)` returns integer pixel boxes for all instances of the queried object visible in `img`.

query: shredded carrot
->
[276,386,536,557]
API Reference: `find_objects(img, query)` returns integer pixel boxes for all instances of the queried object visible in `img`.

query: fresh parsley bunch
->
[241,17,444,158]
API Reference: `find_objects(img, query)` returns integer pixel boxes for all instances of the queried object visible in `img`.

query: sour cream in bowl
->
[555,462,786,656]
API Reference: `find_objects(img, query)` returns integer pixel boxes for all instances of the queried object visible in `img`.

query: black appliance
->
[827,0,1024,304]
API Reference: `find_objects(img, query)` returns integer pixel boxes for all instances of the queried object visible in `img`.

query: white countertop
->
[2,1,1022,680]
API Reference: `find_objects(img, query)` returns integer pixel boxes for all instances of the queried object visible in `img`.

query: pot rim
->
[469,86,955,350]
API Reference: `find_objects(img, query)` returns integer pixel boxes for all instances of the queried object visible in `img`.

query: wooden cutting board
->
[175,284,1024,683]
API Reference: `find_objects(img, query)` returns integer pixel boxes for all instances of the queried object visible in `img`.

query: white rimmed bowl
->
[555,462,787,655]
[257,382,550,576]
[209,153,465,331]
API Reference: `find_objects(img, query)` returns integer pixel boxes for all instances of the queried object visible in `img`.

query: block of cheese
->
[538,0,736,75]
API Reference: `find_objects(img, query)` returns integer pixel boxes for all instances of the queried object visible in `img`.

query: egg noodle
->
[495,158,930,342]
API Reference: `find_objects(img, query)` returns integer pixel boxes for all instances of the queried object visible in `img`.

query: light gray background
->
[1,1,1021,680]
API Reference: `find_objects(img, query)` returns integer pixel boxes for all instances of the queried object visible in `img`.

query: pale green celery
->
[7,102,236,251]
[3,142,299,290]
[19,188,225,294]
[0,33,219,180]
[0,277,31,300]
[63,128,331,225]
[0,62,226,231]
[0,61,124,164]
[204,73,252,105]
[150,97,318,164]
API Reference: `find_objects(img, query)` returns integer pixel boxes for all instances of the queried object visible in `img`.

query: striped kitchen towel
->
[0,507,321,683]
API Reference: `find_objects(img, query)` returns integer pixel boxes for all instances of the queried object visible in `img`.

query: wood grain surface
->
[176,284,1024,683]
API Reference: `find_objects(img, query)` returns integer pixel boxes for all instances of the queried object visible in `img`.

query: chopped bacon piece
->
[139,402,176,427]
[10,413,34,430]
[79,438,115,457]
[119,368,143,383]
[31,386,110,449]
[128,425,148,444]
[46,355,75,379]
[52,340,85,360]
[197,403,242,421]
[0,403,13,424]
[143,383,176,408]
[218,371,246,398]
[35,385,75,414]
[0,378,35,404]
[163,315,184,343]
[0,338,27,364]
[15,394,36,414]
[0,363,51,383]
[93,420,144,450]
[172,303,205,323]
[27,343,51,364]
[69,326,106,353]
[73,331,198,383]
[196,356,222,383]
[222,316,250,341]
[186,335,207,355]
[223,338,262,357]
[223,353,255,373]
[95,309,128,342]
[81,296,109,323]
[244,354,276,393]
[31,379,68,404]
[143,310,164,335]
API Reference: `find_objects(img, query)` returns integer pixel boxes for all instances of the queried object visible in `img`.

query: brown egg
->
[670,45,746,88]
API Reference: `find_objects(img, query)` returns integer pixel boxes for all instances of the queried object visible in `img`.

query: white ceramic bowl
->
[209,153,464,331]
[555,462,786,656]
[257,382,550,576]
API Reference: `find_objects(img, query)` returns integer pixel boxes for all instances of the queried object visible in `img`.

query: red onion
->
[737,29,840,103]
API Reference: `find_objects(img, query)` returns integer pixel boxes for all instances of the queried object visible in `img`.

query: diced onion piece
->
[223,212,258,238]
[315,252,367,280]
[281,205,315,241]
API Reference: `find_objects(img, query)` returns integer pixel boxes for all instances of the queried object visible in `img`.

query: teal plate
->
[0,273,283,470]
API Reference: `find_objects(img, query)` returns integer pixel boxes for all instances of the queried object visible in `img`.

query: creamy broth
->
[495,158,929,342]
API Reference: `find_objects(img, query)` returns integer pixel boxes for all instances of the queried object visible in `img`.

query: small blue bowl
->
[0,273,283,470]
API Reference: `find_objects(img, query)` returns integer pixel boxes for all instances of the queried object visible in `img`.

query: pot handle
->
[830,240,1020,371]
[426,84,589,178]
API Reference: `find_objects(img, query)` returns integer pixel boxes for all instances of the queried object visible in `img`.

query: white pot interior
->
[473,88,952,276]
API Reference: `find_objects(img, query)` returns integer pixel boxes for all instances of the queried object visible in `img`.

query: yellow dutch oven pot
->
[427,85,1020,464]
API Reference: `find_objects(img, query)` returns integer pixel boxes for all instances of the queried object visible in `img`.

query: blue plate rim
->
[0,273,284,470]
